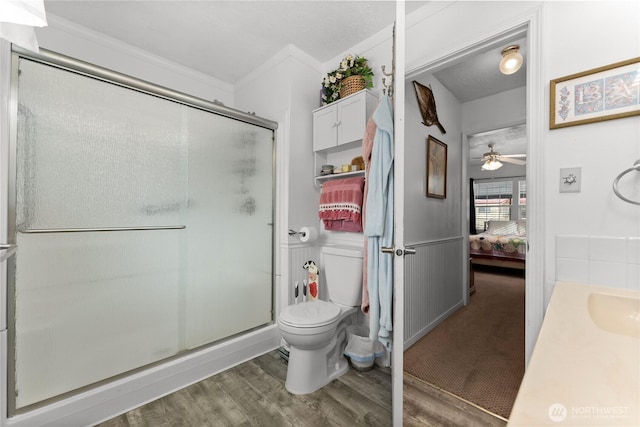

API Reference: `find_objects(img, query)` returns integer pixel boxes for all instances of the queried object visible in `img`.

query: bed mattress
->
[469,233,526,260]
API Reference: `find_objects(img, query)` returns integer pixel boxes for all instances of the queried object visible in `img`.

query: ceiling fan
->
[478,143,526,171]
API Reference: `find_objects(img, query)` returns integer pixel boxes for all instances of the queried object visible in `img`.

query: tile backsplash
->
[556,235,640,290]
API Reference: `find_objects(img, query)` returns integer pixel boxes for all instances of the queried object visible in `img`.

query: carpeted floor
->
[403,268,525,420]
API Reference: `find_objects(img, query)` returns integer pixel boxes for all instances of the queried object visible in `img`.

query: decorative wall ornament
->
[426,135,447,199]
[550,57,640,129]
[413,80,446,134]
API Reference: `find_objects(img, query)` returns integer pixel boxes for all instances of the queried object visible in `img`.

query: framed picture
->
[550,57,640,129]
[426,135,447,199]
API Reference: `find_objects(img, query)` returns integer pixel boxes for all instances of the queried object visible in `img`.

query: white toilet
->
[278,245,363,394]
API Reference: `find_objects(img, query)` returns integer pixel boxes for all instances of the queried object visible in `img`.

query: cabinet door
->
[313,105,338,151]
[337,92,367,146]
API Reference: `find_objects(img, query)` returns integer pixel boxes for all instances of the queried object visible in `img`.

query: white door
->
[391,3,406,426]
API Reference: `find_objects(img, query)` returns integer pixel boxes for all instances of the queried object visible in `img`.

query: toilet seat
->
[279,300,340,328]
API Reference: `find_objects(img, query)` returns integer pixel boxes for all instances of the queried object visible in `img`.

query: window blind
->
[474,181,513,231]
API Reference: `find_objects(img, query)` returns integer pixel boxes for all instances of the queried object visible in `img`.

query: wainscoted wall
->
[404,237,464,349]
[556,235,640,290]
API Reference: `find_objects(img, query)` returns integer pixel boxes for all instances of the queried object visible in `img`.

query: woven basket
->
[339,75,366,98]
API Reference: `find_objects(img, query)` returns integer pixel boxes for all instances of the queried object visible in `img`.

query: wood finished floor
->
[97,351,506,427]
[97,350,391,427]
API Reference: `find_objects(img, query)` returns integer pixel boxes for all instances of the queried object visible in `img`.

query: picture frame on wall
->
[426,135,447,199]
[550,57,640,129]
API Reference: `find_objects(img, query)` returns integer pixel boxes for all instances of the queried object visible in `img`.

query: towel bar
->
[612,159,640,205]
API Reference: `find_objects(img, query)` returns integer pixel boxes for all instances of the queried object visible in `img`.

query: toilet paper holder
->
[288,229,307,237]
[288,227,318,243]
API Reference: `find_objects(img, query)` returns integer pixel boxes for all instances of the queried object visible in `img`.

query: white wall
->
[407,0,640,306]
[404,75,463,242]
[405,1,639,363]
[3,0,637,422]
[235,44,322,235]
[543,1,640,299]
[402,71,465,351]
[37,15,234,106]
[234,23,395,253]
[463,86,526,135]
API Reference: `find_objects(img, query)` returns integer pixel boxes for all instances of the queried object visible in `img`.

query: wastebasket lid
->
[279,300,340,328]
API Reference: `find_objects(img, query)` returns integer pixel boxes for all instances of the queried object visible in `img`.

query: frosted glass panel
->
[10,56,275,410]
[14,230,182,408]
[185,109,273,348]
[16,59,187,230]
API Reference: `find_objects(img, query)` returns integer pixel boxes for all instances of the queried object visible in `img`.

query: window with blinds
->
[518,180,527,220]
[474,178,526,232]
[474,181,512,231]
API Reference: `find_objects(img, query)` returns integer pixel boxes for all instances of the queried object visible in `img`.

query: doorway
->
[402,19,538,423]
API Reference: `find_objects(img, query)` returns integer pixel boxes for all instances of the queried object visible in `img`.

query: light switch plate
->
[560,167,581,193]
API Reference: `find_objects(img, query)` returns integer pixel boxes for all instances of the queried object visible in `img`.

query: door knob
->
[381,246,416,256]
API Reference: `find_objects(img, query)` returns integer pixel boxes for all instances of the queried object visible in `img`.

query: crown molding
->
[235,44,322,89]
[43,14,233,94]
[323,22,394,74]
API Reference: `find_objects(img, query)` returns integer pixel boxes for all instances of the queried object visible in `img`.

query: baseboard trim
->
[403,300,463,350]
[5,325,280,427]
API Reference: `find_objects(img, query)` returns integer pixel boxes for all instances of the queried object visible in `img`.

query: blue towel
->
[364,95,394,342]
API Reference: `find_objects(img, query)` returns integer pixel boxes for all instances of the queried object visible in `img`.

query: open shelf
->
[314,169,365,186]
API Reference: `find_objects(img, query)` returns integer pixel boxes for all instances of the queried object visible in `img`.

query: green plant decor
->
[321,54,374,105]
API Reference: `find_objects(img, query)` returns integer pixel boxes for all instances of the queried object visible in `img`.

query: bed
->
[469,220,526,293]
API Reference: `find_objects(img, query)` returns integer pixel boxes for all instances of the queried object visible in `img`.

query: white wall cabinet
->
[312,90,378,182]
[312,89,377,151]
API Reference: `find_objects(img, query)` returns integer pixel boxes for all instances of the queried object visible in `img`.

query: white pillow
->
[486,220,518,235]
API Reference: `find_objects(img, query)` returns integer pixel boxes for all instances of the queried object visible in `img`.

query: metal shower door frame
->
[2,45,279,416]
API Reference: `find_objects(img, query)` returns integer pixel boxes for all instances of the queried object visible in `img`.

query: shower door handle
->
[0,244,17,262]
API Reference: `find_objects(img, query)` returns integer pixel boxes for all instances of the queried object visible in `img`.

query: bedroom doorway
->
[468,123,527,298]
[403,25,532,423]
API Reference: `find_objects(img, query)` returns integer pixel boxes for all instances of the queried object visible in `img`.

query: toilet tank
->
[321,246,363,307]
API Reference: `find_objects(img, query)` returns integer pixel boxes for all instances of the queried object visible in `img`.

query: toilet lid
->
[279,300,341,328]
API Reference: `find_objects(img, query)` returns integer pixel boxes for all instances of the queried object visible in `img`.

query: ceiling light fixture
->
[482,159,503,171]
[499,45,523,75]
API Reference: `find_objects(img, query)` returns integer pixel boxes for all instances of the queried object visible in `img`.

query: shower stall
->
[1,47,277,416]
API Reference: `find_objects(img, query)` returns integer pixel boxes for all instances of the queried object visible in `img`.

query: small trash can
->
[344,324,385,371]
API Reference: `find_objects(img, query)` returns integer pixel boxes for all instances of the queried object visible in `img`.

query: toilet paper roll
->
[298,226,318,243]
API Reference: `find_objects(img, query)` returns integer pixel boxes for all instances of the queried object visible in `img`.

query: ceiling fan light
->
[482,159,503,171]
[499,45,523,75]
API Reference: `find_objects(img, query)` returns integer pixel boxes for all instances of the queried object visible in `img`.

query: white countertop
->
[508,282,640,426]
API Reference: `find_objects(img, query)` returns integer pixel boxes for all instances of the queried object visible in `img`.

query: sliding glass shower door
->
[8,53,275,410]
